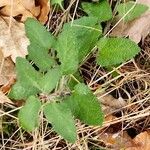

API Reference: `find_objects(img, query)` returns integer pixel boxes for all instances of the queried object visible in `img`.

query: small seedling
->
[9,0,144,143]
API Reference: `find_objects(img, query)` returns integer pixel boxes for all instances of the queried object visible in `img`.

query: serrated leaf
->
[82,0,112,22]
[117,2,149,22]
[66,83,104,125]
[74,83,90,95]
[25,18,55,50]
[28,43,55,71]
[56,28,78,74]
[69,17,101,61]
[39,67,62,93]
[56,17,101,74]
[16,57,41,90]
[44,102,77,143]
[8,81,39,100]
[96,37,140,66]
[18,96,41,131]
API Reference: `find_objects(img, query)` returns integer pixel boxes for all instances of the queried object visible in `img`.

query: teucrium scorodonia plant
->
[9,0,142,143]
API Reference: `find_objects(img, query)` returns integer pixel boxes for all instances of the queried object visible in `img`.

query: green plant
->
[117,1,149,22]
[9,0,142,143]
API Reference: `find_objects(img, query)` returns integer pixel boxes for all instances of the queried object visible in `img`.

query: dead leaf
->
[105,114,117,122]
[111,0,150,43]
[0,0,39,21]
[0,50,15,86]
[99,131,136,149]
[21,0,40,17]
[0,90,13,104]
[0,16,29,62]
[38,0,50,24]
[126,131,150,150]
[1,77,16,94]
[0,0,11,7]
[0,0,50,24]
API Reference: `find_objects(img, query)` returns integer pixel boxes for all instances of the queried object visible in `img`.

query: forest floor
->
[0,0,150,150]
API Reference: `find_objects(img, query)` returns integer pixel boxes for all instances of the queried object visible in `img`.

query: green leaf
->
[25,18,55,50]
[18,96,41,131]
[117,2,149,22]
[56,17,101,74]
[66,83,104,125]
[9,57,42,100]
[68,71,84,90]
[96,37,140,66]
[74,83,90,95]
[82,0,112,22]
[16,57,41,90]
[56,27,78,74]
[68,17,101,62]
[106,66,120,78]
[51,0,63,6]
[44,102,77,143]
[39,67,62,93]
[28,43,55,71]
[8,81,39,100]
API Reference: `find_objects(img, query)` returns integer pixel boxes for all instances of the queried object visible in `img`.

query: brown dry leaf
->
[105,114,117,122]
[0,49,15,86]
[0,0,50,24]
[99,131,136,149]
[0,16,29,62]
[0,90,13,104]
[97,92,127,114]
[21,0,40,17]
[38,0,50,24]
[0,0,11,7]
[111,0,150,43]
[126,131,150,150]
[0,0,40,22]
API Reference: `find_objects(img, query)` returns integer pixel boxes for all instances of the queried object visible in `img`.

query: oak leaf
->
[0,0,50,24]
[0,16,29,62]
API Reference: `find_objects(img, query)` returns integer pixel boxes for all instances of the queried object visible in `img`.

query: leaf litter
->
[0,0,150,149]
[0,16,29,62]
[111,0,150,43]
[0,0,50,24]
[0,49,15,86]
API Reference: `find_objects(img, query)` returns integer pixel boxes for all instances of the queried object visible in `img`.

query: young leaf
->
[25,18,55,50]
[82,0,112,22]
[68,17,101,62]
[66,83,104,125]
[44,102,77,143]
[96,37,140,66]
[18,96,41,131]
[39,67,62,93]
[16,57,41,90]
[117,2,149,22]
[28,43,55,71]
[56,17,101,74]
[8,81,39,100]
[56,27,79,74]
